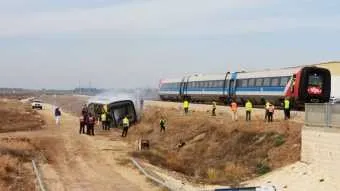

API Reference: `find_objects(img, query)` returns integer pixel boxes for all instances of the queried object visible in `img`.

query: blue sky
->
[0,0,340,89]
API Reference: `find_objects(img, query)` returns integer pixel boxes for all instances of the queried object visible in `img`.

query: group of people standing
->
[230,98,291,122]
[79,105,96,136]
[79,105,131,137]
[182,97,291,122]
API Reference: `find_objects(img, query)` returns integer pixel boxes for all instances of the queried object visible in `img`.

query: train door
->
[222,72,230,102]
[228,72,238,102]
[179,77,188,100]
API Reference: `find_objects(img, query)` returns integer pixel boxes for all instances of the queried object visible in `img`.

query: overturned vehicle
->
[87,96,142,128]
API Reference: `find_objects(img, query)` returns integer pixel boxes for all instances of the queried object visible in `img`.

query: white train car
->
[159,66,331,107]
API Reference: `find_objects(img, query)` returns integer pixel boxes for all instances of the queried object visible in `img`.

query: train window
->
[248,78,255,87]
[242,79,248,87]
[217,81,221,87]
[209,81,214,88]
[236,80,242,87]
[308,73,323,87]
[255,78,263,86]
[271,78,279,86]
[263,78,270,86]
[203,81,207,88]
[280,77,289,86]
[219,80,224,87]
[211,81,216,87]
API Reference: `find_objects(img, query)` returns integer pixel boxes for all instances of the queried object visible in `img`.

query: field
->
[128,106,302,185]
[36,95,303,187]
[38,95,302,186]
[0,100,45,190]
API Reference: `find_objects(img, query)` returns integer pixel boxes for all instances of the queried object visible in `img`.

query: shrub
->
[274,135,285,147]
[256,162,271,175]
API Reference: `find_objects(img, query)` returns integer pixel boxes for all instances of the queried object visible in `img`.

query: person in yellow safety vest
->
[101,112,108,131]
[265,101,270,121]
[245,100,253,121]
[212,101,217,116]
[284,98,291,120]
[183,100,189,114]
[122,116,130,137]
[160,117,166,133]
[230,100,238,121]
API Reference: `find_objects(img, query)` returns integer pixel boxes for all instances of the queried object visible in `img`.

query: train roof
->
[87,96,134,105]
[159,65,328,82]
[187,73,226,81]
[237,67,301,78]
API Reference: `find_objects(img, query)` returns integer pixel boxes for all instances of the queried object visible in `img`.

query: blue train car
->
[159,66,331,106]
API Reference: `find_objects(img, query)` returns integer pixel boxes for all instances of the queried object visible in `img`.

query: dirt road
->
[36,104,159,191]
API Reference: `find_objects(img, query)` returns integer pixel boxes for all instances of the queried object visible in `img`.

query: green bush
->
[274,135,285,147]
[256,162,271,175]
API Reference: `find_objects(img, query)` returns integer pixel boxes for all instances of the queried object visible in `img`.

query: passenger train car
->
[159,66,331,108]
[87,96,141,128]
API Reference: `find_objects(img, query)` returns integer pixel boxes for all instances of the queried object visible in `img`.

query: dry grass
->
[0,137,37,191]
[0,100,45,190]
[129,106,302,185]
[0,100,44,133]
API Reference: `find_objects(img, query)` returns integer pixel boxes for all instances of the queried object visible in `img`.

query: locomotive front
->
[298,67,331,103]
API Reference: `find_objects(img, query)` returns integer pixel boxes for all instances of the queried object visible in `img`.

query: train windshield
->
[308,73,323,87]
[307,73,323,95]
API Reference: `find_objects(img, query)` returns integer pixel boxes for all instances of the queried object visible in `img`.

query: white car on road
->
[31,99,43,110]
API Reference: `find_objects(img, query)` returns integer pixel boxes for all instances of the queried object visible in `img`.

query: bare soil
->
[128,106,302,185]
[1,98,159,191]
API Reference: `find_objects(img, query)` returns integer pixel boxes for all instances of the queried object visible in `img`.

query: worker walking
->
[101,112,108,130]
[160,117,166,133]
[54,107,62,128]
[122,116,130,137]
[284,98,291,120]
[245,100,253,121]
[183,99,189,114]
[87,113,95,136]
[230,100,238,121]
[79,114,86,134]
[268,104,275,122]
[212,101,217,116]
[264,101,270,121]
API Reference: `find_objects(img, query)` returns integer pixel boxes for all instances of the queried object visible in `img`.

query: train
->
[159,66,331,108]
[87,96,142,128]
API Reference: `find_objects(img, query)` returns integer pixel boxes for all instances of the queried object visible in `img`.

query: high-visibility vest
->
[123,117,129,127]
[183,101,189,109]
[265,102,270,109]
[284,100,290,109]
[245,101,253,111]
[101,113,107,122]
[231,102,237,111]
[160,119,166,127]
